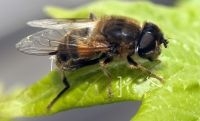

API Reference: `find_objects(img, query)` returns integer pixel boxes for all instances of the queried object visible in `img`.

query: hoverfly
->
[16,13,168,109]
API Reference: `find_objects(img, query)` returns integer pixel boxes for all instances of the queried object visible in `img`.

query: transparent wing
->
[16,29,67,55]
[16,28,109,56]
[27,19,96,30]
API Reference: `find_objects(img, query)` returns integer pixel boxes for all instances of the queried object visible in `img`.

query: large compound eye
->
[137,22,168,61]
[138,31,160,61]
[138,31,155,53]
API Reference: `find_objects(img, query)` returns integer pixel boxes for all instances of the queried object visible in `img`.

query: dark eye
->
[138,32,155,54]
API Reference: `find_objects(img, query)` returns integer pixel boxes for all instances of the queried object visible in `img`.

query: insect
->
[16,13,168,109]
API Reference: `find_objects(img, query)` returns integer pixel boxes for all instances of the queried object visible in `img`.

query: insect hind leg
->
[47,71,70,110]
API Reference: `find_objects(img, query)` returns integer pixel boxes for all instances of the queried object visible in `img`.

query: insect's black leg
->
[47,71,70,110]
[127,55,164,82]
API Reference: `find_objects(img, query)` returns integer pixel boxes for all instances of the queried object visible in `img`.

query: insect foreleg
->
[127,55,164,82]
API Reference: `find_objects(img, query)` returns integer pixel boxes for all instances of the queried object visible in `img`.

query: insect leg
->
[100,55,114,97]
[127,55,164,82]
[100,55,113,78]
[47,71,70,110]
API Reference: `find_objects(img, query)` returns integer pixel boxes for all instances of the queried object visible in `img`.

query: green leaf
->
[1,1,200,121]
[0,60,161,117]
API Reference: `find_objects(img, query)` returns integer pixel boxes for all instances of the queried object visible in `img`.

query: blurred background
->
[0,0,175,121]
